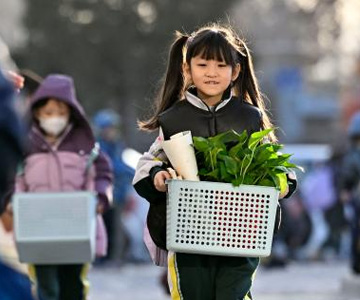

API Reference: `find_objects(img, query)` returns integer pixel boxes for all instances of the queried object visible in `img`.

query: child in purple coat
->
[15,74,113,300]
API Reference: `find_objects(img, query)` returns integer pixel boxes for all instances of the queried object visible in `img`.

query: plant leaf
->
[258,178,275,187]
[193,137,210,152]
[223,156,238,175]
[248,128,273,151]
[192,128,302,188]
[277,172,288,195]
[204,169,220,180]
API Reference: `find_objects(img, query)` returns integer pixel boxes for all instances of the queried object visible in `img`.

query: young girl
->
[15,74,113,300]
[133,24,297,299]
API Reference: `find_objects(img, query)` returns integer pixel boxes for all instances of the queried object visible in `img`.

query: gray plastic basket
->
[13,191,96,264]
[166,180,279,257]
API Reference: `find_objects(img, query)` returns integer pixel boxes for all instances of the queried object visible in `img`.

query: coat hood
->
[28,74,95,153]
[31,74,85,116]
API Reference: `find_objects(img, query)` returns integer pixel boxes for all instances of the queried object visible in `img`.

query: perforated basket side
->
[13,191,97,264]
[166,180,279,257]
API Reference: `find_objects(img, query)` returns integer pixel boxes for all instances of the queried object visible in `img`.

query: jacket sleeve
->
[94,150,113,211]
[133,131,169,204]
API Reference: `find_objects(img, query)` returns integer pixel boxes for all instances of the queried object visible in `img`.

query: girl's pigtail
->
[236,41,277,142]
[139,32,189,131]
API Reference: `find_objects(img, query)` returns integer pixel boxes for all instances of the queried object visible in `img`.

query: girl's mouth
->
[204,81,219,84]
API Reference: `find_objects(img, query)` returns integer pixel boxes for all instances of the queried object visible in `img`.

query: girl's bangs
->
[187,33,235,65]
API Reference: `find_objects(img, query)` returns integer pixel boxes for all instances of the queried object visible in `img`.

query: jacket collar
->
[31,123,73,151]
[185,87,233,112]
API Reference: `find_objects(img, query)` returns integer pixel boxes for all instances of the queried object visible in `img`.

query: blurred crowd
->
[265,112,360,276]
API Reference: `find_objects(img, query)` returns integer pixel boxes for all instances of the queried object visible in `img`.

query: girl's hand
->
[154,170,171,192]
[167,167,183,180]
[279,183,289,199]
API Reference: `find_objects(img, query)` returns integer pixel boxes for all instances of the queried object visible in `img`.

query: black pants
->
[30,264,88,300]
[168,252,259,300]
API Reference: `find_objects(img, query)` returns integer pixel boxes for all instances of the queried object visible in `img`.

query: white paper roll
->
[162,131,199,181]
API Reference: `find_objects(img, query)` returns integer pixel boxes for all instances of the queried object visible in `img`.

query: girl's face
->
[36,98,70,120]
[35,98,70,137]
[184,55,240,106]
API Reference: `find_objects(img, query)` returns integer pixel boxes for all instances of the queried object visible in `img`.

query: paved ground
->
[88,259,360,300]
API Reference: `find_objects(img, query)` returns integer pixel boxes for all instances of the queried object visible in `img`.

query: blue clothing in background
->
[97,138,134,205]
[0,262,33,300]
[0,68,33,299]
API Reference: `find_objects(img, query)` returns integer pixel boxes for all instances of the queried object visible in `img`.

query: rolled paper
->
[162,131,200,181]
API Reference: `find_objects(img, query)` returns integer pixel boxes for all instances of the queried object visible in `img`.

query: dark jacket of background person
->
[341,113,360,196]
[0,69,23,214]
[340,111,360,274]
[0,68,33,300]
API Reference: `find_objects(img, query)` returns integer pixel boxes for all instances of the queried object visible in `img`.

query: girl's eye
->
[197,64,207,67]
[218,64,228,68]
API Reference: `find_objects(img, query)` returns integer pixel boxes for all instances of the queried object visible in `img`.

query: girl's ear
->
[183,62,192,87]
[232,63,241,81]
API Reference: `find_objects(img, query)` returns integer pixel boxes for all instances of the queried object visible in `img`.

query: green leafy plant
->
[193,129,303,194]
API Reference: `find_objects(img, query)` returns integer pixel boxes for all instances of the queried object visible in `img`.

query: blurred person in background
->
[93,109,136,264]
[324,149,348,260]
[11,74,113,300]
[0,68,33,299]
[298,161,337,260]
[340,111,360,275]
[263,192,310,268]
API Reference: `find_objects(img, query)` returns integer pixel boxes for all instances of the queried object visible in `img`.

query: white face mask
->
[39,117,68,136]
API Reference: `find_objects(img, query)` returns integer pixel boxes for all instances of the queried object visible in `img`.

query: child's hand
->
[96,203,105,214]
[279,183,289,199]
[167,168,183,180]
[154,170,171,192]
[6,71,24,91]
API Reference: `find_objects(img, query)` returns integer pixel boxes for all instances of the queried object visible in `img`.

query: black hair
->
[139,23,276,142]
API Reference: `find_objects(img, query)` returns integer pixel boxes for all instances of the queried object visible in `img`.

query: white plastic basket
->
[166,180,279,257]
[13,191,96,264]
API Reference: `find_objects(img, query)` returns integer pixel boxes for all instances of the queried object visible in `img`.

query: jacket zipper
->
[199,100,220,136]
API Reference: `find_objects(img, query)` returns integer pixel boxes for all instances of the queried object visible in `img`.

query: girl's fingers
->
[279,183,289,199]
[167,168,177,179]
[154,171,171,192]
[96,203,104,214]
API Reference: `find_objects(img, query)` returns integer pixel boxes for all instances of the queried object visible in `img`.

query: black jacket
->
[159,97,262,140]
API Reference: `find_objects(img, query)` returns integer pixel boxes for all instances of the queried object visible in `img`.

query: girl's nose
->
[205,65,218,77]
